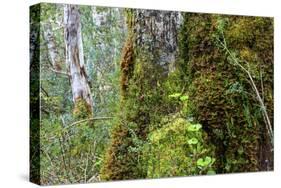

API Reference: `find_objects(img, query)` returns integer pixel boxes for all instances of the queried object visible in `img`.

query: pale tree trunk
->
[64,5,93,117]
[43,23,62,71]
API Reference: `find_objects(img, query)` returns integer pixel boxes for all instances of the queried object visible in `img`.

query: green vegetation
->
[145,117,216,178]
[31,3,274,185]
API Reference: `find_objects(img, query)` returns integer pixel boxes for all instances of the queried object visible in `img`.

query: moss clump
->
[101,10,142,180]
[144,116,216,178]
[73,98,92,119]
[120,35,134,98]
[101,56,166,180]
[100,122,142,180]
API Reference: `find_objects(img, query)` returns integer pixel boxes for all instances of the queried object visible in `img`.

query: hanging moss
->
[120,35,134,98]
[100,10,142,180]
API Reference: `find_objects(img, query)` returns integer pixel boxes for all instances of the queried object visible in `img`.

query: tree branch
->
[216,33,274,149]
[50,68,70,77]
[66,117,113,129]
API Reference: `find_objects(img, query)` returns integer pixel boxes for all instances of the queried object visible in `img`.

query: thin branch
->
[40,86,49,97]
[217,34,274,148]
[66,117,113,129]
[58,135,71,183]
[84,151,89,183]
[87,173,99,183]
[50,68,70,77]
[41,148,55,169]
[260,68,265,102]
[43,117,114,141]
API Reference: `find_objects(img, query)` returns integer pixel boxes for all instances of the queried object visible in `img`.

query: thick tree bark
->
[133,10,180,74]
[64,5,93,117]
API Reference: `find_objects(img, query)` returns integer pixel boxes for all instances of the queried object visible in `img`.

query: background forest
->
[30,3,274,185]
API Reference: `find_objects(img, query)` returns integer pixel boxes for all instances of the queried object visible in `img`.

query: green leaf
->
[179,95,189,101]
[196,158,205,166]
[168,93,181,98]
[205,156,212,164]
[188,138,198,145]
[188,123,202,132]
[196,156,213,167]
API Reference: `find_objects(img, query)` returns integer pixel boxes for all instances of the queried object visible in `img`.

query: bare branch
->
[217,34,274,149]
[66,117,113,129]
[50,68,70,77]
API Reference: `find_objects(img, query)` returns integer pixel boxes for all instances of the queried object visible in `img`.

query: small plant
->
[188,123,202,132]
[188,137,198,145]
[143,115,216,177]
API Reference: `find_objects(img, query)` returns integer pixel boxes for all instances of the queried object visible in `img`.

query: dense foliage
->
[30,3,274,185]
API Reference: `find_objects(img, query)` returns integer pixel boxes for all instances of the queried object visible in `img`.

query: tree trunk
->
[64,5,93,118]
[101,9,181,180]
[43,23,62,71]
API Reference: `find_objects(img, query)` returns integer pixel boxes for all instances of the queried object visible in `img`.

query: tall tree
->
[64,5,93,117]
[101,9,181,180]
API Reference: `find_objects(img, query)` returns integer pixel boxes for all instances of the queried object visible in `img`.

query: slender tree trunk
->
[64,5,93,117]
[43,23,62,71]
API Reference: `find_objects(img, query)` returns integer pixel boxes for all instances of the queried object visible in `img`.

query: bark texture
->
[134,10,181,74]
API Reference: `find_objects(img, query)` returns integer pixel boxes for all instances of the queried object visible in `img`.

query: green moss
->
[101,14,179,179]
[120,35,134,98]
[178,13,273,172]
[102,11,273,181]
[73,98,92,119]
[144,116,216,177]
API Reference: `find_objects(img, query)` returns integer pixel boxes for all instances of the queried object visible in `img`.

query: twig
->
[58,135,71,183]
[50,68,70,77]
[40,86,49,97]
[216,34,274,148]
[87,173,99,183]
[260,68,265,102]
[66,117,113,128]
[84,151,89,183]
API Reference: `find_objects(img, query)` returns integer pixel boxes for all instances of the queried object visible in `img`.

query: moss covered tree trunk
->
[101,9,181,180]
[64,5,93,118]
[178,13,273,172]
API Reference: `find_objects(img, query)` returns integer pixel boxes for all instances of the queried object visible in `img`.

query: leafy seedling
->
[188,138,198,145]
[188,124,202,132]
